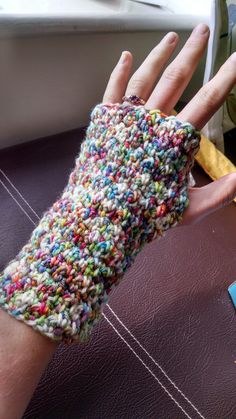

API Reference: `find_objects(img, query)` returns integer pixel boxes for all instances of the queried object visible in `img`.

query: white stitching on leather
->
[0,168,205,419]
[0,169,40,220]
[0,178,37,226]
[106,304,205,419]
[103,313,194,419]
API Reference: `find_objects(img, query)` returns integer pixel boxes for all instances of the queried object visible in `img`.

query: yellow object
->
[170,109,236,204]
[195,134,236,204]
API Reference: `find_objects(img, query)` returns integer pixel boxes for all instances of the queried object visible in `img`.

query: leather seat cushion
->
[0,128,235,419]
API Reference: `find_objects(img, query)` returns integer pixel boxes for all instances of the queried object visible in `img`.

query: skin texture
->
[0,310,57,419]
[0,23,236,419]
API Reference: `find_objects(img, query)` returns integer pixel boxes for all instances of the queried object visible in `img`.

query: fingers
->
[178,52,236,129]
[103,25,236,134]
[103,51,133,103]
[145,23,210,113]
[181,173,236,225]
[125,32,179,102]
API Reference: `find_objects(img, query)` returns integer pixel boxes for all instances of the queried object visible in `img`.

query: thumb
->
[181,172,236,225]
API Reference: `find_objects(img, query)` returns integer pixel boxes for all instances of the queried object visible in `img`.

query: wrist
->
[0,308,57,419]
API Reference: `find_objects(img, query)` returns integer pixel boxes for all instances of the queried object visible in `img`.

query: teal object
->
[228,282,236,309]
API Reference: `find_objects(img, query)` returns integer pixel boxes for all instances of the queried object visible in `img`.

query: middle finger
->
[145,23,210,113]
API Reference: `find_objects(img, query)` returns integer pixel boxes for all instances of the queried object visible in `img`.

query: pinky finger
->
[178,52,236,130]
[103,51,133,104]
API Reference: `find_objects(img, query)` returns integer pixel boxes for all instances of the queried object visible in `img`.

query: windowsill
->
[0,15,209,38]
[0,0,210,38]
[0,0,212,149]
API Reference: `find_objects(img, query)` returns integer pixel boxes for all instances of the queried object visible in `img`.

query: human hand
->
[1,24,236,346]
[3,24,236,418]
[103,23,236,225]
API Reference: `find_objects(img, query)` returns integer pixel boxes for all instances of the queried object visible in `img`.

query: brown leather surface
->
[0,130,236,419]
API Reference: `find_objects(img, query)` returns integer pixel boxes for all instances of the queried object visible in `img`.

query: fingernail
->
[119,51,128,64]
[193,23,209,35]
[164,32,178,44]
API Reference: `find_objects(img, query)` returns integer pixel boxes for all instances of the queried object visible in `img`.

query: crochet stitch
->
[0,103,200,344]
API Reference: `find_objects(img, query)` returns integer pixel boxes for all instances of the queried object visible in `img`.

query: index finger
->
[103,51,133,103]
[177,52,236,129]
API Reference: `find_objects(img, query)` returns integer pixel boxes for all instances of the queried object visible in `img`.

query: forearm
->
[0,103,199,417]
[0,309,57,419]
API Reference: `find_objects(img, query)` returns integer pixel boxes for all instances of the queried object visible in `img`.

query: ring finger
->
[145,23,210,113]
[124,32,179,102]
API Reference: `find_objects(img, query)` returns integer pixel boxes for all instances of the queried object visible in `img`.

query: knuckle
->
[150,45,166,61]
[111,62,128,79]
[164,66,187,85]
[185,39,199,49]
[199,84,220,108]
[185,37,205,50]
[127,77,144,93]
[109,73,120,83]
[109,69,126,84]
[222,174,236,206]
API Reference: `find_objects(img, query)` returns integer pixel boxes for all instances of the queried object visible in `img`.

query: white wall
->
[0,3,209,148]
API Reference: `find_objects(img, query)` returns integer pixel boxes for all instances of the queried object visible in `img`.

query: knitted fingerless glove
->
[0,104,200,344]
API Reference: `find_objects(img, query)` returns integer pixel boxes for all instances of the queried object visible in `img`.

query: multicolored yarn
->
[0,103,200,344]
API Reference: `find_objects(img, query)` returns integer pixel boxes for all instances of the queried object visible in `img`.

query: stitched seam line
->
[0,168,205,419]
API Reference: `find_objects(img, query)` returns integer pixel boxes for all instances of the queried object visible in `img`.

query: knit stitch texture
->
[0,103,200,343]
